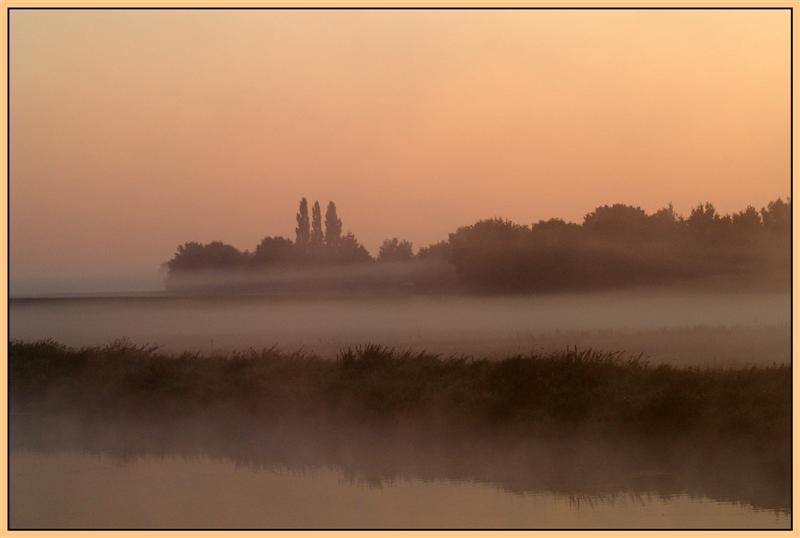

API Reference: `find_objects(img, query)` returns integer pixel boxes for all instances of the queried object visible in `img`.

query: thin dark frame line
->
[5,6,10,536]
[789,5,794,533]
[4,4,795,532]
[3,5,797,9]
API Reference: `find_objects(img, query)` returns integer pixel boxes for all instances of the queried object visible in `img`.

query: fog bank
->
[10,291,789,366]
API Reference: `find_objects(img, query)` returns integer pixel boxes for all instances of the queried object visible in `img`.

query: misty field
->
[9,291,790,366]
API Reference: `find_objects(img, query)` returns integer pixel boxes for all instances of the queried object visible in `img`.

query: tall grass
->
[9,339,788,441]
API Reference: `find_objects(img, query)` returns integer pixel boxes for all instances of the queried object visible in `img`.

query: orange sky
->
[10,9,790,281]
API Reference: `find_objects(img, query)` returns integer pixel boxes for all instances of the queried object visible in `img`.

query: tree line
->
[165,197,790,292]
[166,197,413,274]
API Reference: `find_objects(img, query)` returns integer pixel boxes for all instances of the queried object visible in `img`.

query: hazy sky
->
[10,9,790,288]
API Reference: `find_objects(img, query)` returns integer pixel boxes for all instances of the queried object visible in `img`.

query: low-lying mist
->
[165,260,458,295]
[10,290,789,366]
[10,271,165,298]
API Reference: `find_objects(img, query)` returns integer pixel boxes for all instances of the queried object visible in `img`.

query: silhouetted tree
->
[583,203,650,241]
[648,204,681,233]
[531,218,582,246]
[731,206,761,240]
[325,201,343,245]
[295,198,310,247]
[253,236,296,265]
[761,198,790,234]
[532,218,581,233]
[165,196,790,294]
[311,201,324,247]
[167,241,247,272]
[687,202,720,230]
[330,232,371,264]
[417,240,451,261]
[448,219,534,292]
[378,238,414,262]
[687,202,732,244]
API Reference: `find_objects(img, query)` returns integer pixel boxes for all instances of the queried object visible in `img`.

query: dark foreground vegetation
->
[11,340,788,441]
[165,197,790,293]
[10,340,790,515]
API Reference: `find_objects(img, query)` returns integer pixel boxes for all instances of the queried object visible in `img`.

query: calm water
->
[9,290,791,528]
[9,290,790,365]
[9,414,790,530]
[10,451,788,529]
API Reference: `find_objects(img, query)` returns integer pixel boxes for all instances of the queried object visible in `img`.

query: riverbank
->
[10,340,789,440]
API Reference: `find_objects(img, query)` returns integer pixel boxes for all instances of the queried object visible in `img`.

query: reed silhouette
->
[11,340,788,440]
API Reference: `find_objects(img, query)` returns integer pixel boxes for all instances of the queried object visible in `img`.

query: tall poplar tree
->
[311,201,324,247]
[325,201,343,245]
[295,197,310,247]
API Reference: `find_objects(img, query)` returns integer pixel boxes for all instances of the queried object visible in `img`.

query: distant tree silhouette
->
[165,196,790,294]
[687,202,721,232]
[448,219,534,292]
[253,236,295,265]
[583,203,650,241]
[311,201,324,247]
[295,198,310,247]
[167,241,247,272]
[530,218,582,246]
[330,232,371,264]
[731,206,761,240]
[378,238,414,262]
[325,202,343,245]
[417,240,451,260]
[761,198,790,234]
[648,203,681,233]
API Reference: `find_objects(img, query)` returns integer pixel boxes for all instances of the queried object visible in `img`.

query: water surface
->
[9,289,791,528]
[10,450,788,529]
[9,413,790,530]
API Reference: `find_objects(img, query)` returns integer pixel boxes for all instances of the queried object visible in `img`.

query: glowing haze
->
[10,9,790,292]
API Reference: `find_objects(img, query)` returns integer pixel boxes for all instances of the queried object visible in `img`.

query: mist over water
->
[10,290,789,365]
[10,272,165,297]
[10,289,790,528]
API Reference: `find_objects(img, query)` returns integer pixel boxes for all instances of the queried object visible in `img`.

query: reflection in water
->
[10,452,788,529]
[10,414,790,529]
[9,291,791,529]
